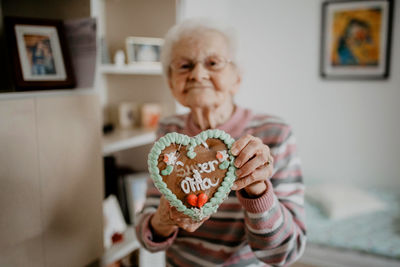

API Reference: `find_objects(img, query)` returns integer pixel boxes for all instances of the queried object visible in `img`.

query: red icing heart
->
[187,194,198,207]
[197,193,208,208]
[187,193,208,208]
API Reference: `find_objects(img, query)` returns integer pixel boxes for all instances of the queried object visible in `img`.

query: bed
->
[298,187,400,267]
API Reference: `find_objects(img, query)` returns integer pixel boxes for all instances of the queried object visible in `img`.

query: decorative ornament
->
[161,151,178,175]
[216,150,230,169]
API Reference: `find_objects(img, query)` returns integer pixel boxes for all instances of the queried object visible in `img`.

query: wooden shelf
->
[100,63,162,75]
[102,127,156,155]
[0,88,95,100]
[101,226,140,266]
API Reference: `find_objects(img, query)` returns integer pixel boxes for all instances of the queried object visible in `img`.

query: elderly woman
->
[136,19,306,266]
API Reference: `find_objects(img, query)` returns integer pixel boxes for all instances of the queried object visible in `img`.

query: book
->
[124,172,148,224]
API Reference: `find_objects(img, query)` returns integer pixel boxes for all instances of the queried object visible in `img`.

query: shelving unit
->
[98,0,178,160]
[100,63,162,75]
[95,1,178,266]
[102,127,156,155]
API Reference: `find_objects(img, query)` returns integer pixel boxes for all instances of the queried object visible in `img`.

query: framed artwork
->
[4,17,75,91]
[125,36,163,65]
[320,0,394,79]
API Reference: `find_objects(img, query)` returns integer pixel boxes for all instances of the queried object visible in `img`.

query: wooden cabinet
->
[95,1,178,266]
[0,95,103,267]
[0,0,103,266]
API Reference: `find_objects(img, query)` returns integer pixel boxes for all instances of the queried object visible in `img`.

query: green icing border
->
[148,129,237,221]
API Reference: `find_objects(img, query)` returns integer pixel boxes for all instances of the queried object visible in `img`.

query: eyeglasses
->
[170,55,232,74]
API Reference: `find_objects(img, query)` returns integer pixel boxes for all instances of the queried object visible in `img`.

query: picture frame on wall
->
[4,17,75,91]
[320,0,394,79]
[125,36,164,65]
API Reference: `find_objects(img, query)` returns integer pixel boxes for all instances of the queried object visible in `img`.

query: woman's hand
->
[231,134,274,197]
[150,196,209,237]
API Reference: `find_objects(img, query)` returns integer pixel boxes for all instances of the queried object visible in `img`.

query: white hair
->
[161,18,240,78]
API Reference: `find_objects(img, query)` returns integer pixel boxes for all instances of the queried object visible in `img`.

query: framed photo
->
[320,0,394,79]
[110,101,139,129]
[125,37,163,65]
[5,17,75,91]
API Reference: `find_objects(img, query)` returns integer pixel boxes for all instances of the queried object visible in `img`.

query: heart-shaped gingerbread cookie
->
[148,129,236,221]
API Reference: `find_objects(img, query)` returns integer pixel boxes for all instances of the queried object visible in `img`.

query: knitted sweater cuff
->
[236,180,275,213]
[139,213,178,250]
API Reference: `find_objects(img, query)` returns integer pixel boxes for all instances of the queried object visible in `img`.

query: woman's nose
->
[189,62,209,81]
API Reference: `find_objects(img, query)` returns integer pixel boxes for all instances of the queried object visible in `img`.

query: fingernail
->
[231,184,237,190]
[231,148,238,155]
[235,159,241,167]
[235,169,242,177]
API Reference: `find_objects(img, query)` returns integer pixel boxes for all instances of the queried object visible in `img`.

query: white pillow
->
[306,183,386,220]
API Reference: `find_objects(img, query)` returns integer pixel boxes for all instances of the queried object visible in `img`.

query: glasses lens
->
[204,56,226,71]
[171,59,193,73]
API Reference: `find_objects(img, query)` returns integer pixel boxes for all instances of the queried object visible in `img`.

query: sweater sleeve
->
[237,122,306,266]
[135,120,181,252]
[135,179,178,252]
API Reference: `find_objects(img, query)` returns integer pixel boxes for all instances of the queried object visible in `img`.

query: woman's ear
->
[236,72,242,86]
[167,69,174,90]
[168,78,173,90]
[231,72,241,95]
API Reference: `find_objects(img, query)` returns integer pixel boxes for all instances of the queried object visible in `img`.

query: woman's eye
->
[180,63,192,69]
[206,58,223,69]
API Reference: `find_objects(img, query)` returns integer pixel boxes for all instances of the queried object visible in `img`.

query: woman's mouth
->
[184,86,213,93]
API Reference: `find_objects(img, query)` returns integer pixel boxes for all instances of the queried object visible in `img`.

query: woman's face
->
[168,30,241,109]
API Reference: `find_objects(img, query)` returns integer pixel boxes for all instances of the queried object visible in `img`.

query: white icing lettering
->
[193,170,205,190]
[209,178,219,187]
[180,169,220,194]
[208,160,218,172]
[176,161,186,177]
[176,168,186,177]
[180,160,219,176]
[203,178,211,189]
[188,177,197,192]
[181,180,190,194]
[201,163,208,172]
[197,163,203,173]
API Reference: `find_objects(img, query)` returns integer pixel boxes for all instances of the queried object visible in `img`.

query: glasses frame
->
[169,56,233,74]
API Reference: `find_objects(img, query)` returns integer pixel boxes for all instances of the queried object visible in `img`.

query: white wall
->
[181,0,400,188]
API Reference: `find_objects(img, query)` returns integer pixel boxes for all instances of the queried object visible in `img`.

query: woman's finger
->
[236,148,269,178]
[234,139,262,168]
[232,162,271,190]
[231,134,254,156]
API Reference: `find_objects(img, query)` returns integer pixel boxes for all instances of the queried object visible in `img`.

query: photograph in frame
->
[320,0,394,79]
[5,17,75,91]
[125,36,164,65]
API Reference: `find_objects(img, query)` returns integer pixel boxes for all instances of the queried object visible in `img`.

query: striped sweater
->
[136,106,306,266]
